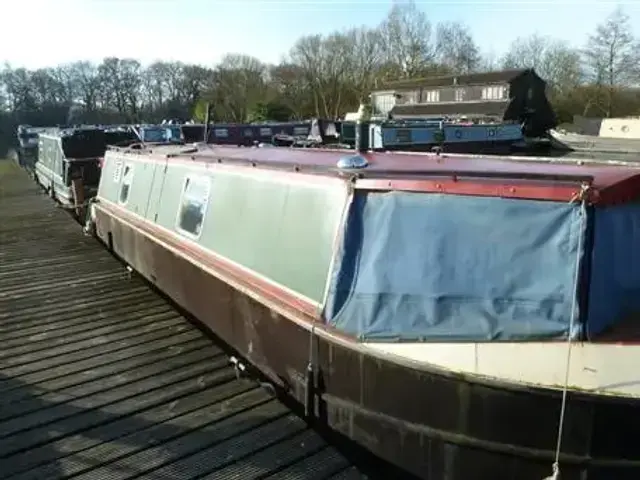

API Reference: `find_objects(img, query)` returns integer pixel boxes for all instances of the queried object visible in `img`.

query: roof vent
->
[337,154,369,169]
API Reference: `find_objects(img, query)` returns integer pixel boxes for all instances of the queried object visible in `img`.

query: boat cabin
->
[104,125,139,147]
[207,121,312,146]
[15,125,48,170]
[133,124,183,144]
[371,68,557,138]
[90,145,640,479]
[35,127,106,207]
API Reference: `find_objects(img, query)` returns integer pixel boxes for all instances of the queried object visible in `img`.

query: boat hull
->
[93,205,640,480]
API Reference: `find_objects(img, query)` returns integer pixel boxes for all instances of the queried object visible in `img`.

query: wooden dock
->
[0,161,400,480]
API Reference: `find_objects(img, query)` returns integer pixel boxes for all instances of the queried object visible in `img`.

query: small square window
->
[119,164,134,204]
[176,175,211,238]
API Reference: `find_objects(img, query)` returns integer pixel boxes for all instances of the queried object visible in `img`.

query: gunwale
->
[105,145,640,204]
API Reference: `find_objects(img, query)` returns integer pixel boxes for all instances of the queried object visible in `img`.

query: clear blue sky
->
[2,0,639,69]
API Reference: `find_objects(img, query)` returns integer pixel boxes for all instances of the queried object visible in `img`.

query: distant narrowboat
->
[35,127,106,212]
[15,125,48,171]
[104,125,139,147]
[132,124,183,144]
[87,145,640,480]
[206,121,313,146]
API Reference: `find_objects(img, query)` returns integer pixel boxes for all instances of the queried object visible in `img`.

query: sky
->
[1,0,640,70]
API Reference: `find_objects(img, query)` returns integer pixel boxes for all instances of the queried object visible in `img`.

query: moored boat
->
[87,144,640,480]
[15,125,48,171]
[35,126,106,215]
[367,119,525,153]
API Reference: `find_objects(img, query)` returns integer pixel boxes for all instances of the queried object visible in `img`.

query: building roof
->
[391,100,510,118]
[377,69,530,91]
[116,144,640,205]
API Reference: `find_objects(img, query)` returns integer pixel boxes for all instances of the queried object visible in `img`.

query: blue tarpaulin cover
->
[586,203,640,337]
[323,191,585,341]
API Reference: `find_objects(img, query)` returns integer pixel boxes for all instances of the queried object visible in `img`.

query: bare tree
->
[270,63,312,119]
[502,35,582,95]
[435,22,481,74]
[379,0,435,79]
[209,54,267,121]
[582,6,638,116]
[67,61,101,114]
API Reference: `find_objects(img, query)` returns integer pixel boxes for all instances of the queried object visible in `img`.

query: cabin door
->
[143,158,169,222]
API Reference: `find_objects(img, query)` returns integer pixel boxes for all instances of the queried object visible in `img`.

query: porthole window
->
[119,164,134,204]
[176,175,211,238]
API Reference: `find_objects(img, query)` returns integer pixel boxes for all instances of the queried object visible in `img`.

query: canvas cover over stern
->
[323,191,586,342]
[587,203,640,337]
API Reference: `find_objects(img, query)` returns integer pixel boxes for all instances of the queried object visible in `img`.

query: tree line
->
[1,2,639,155]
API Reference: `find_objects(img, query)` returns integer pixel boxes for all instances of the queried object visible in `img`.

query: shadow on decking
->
[0,367,366,480]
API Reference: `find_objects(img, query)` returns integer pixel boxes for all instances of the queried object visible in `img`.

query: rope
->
[546,184,590,480]
[304,323,317,417]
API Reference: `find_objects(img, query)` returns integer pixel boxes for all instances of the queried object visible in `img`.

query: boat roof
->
[109,144,640,205]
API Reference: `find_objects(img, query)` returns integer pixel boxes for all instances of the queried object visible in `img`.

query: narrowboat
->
[207,121,313,146]
[87,144,640,480]
[15,125,48,171]
[104,125,139,147]
[366,119,525,153]
[181,123,207,143]
[549,128,640,156]
[132,124,184,144]
[35,127,106,211]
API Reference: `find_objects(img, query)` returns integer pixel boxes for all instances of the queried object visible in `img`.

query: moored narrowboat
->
[35,127,106,212]
[87,144,640,480]
[132,124,184,144]
[15,125,48,171]
[367,119,525,153]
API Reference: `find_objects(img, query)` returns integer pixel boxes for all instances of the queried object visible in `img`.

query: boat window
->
[424,90,440,103]
[119,164,134,205]
[176,175,211,238]
[113,159,124,183]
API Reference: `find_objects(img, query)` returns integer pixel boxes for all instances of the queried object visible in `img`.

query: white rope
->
[545,184,590,480]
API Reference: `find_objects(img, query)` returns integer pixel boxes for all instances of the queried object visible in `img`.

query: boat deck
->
[0,161,389,480]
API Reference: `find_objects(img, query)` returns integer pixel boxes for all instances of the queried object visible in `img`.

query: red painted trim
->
[96,201,321,322]
[355,178,583,202]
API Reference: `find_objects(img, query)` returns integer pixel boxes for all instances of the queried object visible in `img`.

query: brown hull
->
[94,206,640,480]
